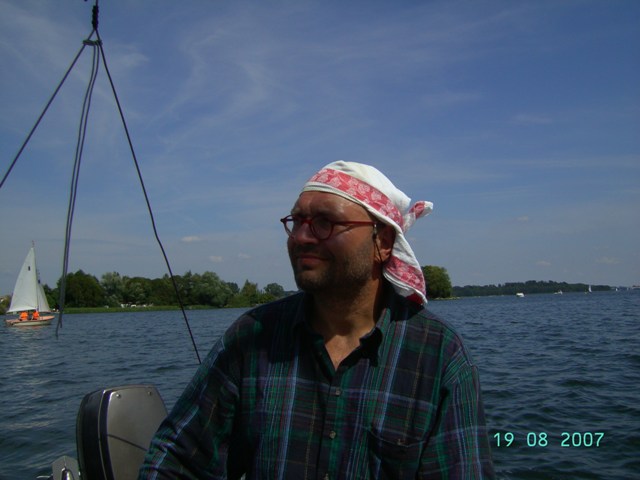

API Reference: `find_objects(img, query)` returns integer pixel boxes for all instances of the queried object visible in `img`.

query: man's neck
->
[307,281,386,370]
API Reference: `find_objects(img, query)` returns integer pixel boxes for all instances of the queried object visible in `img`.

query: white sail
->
[7,246,51,313]
[37,283,52,312]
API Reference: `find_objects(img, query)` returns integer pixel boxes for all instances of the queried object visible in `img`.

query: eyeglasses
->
[280,214,377,241]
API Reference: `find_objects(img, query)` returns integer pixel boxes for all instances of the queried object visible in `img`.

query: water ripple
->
[2,293,639,479]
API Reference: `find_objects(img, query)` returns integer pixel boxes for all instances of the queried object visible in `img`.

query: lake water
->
[1,291,638,479]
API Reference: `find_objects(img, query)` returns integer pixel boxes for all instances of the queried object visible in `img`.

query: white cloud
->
[596,256,620,265]
[181,236,203,243]
[1,0,638,293]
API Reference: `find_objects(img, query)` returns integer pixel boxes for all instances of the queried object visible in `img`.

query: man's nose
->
[290,221,318,243]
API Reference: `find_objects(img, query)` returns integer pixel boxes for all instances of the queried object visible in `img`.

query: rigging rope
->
[56,37,101,335]
[94,28,202,364]
[0,37,91,190]
[2,2,202,364]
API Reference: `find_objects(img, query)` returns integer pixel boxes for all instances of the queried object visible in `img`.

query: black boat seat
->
[76,385,167,480]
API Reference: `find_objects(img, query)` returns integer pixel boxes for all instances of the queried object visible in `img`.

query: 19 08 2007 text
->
[493,431,604,448]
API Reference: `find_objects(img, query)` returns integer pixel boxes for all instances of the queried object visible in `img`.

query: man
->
[139,161,494,479]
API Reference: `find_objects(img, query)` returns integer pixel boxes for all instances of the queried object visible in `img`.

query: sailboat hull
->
[5,315,54,327]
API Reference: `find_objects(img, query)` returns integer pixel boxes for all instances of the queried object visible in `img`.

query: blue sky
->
[1,0,638,296]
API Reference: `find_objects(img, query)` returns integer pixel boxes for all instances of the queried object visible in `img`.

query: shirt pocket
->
[367,430,424,480]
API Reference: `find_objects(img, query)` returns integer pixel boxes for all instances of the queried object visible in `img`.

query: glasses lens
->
[282,215,336,240]
[311,216,332,240]
[283,217,295,235]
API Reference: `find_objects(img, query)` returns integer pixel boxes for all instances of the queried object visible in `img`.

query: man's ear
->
[375,224,395,263]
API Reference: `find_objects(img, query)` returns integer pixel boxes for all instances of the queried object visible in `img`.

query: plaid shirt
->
[140,290,494,479]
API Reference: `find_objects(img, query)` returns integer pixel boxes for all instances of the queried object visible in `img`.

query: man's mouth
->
[292,248,328,266]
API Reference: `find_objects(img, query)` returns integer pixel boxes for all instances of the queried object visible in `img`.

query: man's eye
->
[313,216,332,229]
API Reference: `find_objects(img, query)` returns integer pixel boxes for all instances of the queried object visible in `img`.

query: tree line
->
[2,267,609,313]
[0,265,454,312]
[0,270,291,313]
[452,280,611,297]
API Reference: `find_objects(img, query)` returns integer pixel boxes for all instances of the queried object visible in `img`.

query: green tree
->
[227,280,262,307]
[149,275,178,306]
[60,270,106,307]
[264,283,285,298]
[101,272,125,307]
[192,271,233,307]
[421,265,452,299]
[123,276,152,305]
[0,295,9,315]
[226,282,240,295]
[175,271,196,305]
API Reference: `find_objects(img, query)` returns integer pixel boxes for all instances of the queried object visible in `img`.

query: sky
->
[1,0,638,297]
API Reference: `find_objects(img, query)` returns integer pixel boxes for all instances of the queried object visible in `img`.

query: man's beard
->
[290,240,374,296]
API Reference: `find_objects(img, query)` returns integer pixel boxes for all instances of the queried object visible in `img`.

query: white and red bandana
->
[302,160,433,304]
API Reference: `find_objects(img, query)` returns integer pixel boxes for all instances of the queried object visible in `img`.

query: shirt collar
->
[291,283,403,357]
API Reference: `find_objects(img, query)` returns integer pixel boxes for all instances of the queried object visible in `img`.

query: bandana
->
[302,160,433,304]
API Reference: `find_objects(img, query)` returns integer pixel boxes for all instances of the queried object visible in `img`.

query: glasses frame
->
[280,214,377,241]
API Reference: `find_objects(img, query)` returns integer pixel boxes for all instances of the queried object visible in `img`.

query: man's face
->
[287,191,377,295]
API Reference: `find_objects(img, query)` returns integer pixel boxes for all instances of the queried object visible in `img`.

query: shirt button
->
[324,475,330,480]
[334,387,342,396]
[329,430,337,439]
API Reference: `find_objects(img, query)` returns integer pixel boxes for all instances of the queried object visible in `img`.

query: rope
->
[3,1,202,364]
[56,36,101,336]
[95,28,202,363]
[0,36,92,190]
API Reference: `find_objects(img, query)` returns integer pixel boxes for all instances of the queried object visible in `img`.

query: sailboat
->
[4,245,55,327]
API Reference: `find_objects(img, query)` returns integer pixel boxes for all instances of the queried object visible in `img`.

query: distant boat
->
[587,285,592,293]
[4,245,54,327]
[516,292,525,298]
[554,290,563,295]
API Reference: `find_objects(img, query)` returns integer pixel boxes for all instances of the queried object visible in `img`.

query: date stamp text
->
[493,432,604,448]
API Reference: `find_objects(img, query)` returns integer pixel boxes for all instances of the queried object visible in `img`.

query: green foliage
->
[225,282,240,295]
[264,283,285,298]
[101,272,125,307]
[421,265,452,299]
[4,263,615,309]
[0,295,9,315]
[148,275,177,306]
[191,271,233,307]
[58,270,106,308]
[226,280,265,308]
[41,270,287,309]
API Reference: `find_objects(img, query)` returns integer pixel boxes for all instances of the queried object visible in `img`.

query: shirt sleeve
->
[419,348,495,479]
[138,335,240,479]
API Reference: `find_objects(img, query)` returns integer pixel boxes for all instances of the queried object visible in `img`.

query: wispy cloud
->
[1,0,638,292]
[181,236,203,243]
[596,256,620,265]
